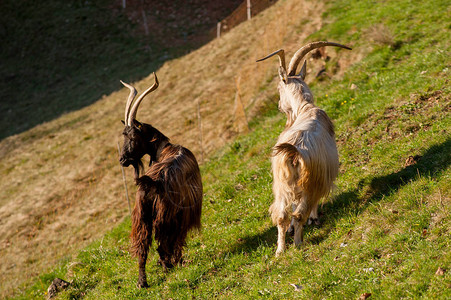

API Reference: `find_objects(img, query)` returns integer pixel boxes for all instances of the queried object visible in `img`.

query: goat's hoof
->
[307,217,321,226]
[287,225,294,236]
[158,258,174,271]
[275,249,284,257]
[294,241,303,249]
[164,262,174,271]
[137,280,149,289]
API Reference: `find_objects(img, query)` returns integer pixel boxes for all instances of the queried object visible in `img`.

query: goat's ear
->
[298,60,307,80]
[132,119,143,130]
[278,66,288,83]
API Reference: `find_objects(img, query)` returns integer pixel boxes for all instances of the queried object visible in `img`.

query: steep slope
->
[3,0,450,298]
[0,0,338,295]
[44,0,448,298]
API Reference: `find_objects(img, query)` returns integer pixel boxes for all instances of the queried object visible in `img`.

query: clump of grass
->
[364,24,395,46]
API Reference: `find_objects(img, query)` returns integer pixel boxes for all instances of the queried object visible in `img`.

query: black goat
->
[118,73,203,288]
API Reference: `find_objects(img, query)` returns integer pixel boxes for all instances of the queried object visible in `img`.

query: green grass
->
[10,0,451,298]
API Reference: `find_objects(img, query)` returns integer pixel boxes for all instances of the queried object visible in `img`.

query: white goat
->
[257,41,351,256]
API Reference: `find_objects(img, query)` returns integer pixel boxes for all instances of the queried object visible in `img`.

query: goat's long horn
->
[128,72,159,126]
[256,49,286,71]
[120,80,137,126]
[287,41,352,76]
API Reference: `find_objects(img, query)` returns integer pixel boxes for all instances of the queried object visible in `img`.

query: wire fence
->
[210,0,278,38]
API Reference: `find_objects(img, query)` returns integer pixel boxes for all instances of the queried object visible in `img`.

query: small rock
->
[350,83,358,90]
[290,283,303,291]
[47,278,70,299]
[359,292,372,299]
[436,267,445,276]
[422,229,428,237]
[340,242,348,248]
[363,267,374,272]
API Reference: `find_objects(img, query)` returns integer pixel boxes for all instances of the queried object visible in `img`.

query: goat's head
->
[257,41,351,124]
[119,73,168,179]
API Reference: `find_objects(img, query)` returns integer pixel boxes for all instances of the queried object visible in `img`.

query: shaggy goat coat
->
[270,102,339,223]
[270,77,339,255]
[130,143,202,267]
[257,41,349,255]
[118,74,203,287]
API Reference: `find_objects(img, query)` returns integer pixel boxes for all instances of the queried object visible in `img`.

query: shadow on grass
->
[228,138,451,253]
[228,226,278,255]
[314,137,451,244]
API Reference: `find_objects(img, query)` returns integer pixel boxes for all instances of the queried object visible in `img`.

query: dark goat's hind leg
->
[131,177,156,288]
[137,253,149,288]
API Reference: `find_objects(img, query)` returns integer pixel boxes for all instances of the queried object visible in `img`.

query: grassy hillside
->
[4,0,451,298]
[0,0,328,295]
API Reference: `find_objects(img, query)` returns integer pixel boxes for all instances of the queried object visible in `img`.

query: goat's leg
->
[276,218,290,256]
[292,201,312,247]
[292,217,305,247]
[131,178,155,288]
[287,203,296,235]
[307,203,321,226]
[137,253,149,288]
[157,243,174,271]
[155,223,178,271]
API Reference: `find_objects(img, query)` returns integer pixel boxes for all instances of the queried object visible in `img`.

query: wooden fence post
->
[217,22,221,38]
[197,100,204,163]
[247,0,252,20]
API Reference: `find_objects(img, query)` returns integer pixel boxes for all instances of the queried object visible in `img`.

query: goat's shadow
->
[229,138,451,254]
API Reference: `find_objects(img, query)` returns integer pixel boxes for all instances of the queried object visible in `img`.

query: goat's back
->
[274,106,338,200]
[146,144,203,230]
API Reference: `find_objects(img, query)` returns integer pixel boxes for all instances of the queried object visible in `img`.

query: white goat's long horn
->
[128,72,159,126]
[256,49,286,71]
[287,41,352,76]
[120,80,137,126]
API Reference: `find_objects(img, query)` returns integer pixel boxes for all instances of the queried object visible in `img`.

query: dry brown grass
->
[0,0,359,295]
[363,23,395,46]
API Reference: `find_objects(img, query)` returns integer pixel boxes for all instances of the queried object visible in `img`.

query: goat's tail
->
[272,143,310,191]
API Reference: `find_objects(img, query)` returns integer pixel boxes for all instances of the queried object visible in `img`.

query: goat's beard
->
[132,160,144,181]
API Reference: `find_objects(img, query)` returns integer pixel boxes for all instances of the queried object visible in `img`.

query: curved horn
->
[256,49,286,71]
[287,41,352,76]
[128,72,159,126]
[120,80,137,126]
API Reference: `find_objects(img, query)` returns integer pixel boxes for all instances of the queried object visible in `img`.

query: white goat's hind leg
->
[292,200,310,247]
[293,218,304,247]
[307,203,320,225]
[276,219,290,256]
[287,203,296,234]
